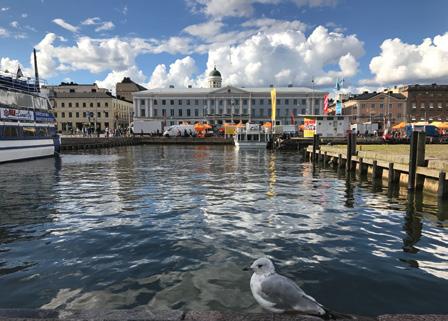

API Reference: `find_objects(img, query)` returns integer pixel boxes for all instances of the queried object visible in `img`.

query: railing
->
[0,70,46,94]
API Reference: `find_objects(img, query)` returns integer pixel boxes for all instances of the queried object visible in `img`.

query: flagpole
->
[311,77,314,115]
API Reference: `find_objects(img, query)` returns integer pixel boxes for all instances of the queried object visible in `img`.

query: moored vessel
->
[0,50,60,163]
[233,123,270,149]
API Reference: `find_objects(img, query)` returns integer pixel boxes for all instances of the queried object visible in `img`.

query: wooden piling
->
[388,163,395,191]
[415,132,426,190]
[338,153,343,170]
[346,133,352,171]
[438,171,447,199]
[372,160,383,179]
[312,134,319,162]
[408,131,419,190]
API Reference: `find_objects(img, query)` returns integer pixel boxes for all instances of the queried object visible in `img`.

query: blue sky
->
[1,0,448,93]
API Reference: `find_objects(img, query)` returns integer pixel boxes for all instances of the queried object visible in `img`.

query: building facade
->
[45,83,133,133]
[333,91,407,127]
[392,84,448,122]
[116,77,147,102]
[133,68,327,126]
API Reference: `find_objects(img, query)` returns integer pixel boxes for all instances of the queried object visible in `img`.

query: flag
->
[16,66,23,78]
[323,94,329,115]
[271,88,276,123]
[290,111,295,125]
[335,77,344,91]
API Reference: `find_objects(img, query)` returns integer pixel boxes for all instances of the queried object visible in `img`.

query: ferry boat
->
[0,50,60,163]
[233,123,270,149]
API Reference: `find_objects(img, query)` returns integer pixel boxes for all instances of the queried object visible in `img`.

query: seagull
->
[247,257,353,320]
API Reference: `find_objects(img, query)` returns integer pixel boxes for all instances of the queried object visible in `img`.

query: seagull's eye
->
[257,264,263,268]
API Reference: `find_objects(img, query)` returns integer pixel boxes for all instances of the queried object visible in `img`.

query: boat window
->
[37,127,49,137]
[3,126,19,137]
[23,127,36,137]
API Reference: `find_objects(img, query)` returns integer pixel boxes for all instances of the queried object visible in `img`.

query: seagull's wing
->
[260,273,326,315]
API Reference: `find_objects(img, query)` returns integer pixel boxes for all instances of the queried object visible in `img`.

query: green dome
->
[209,67,221,77]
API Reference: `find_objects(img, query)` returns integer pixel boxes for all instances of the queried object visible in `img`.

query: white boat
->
[0,51,60,164]
[233,123,270,149]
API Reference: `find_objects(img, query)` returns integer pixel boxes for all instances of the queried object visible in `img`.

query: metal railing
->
[0,70,46,94]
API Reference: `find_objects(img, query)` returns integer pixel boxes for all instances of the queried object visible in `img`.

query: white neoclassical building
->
[133,67,327,126]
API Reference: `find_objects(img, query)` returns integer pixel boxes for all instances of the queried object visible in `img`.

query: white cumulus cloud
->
[96,66,147,94]
[0,27,9,37]
[52,18,79,33]
[147,56,198,88]
[183,20,224,39]
[363,33,448,85]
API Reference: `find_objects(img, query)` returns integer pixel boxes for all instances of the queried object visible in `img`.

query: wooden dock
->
[306,133,448,198]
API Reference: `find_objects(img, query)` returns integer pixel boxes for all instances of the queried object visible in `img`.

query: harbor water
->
[0,145,447,316]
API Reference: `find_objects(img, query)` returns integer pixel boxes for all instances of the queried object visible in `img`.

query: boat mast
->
[33,48,40,93]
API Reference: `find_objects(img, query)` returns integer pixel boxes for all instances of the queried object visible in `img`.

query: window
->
[276,99,280,105]
[105,102,108,107]
[293,99,297,105]
[154,100,158,105]
[3,126,18,137]
[371,103,375,108]
[315,99,320,105]
[153,109,157,117]
[203,99,207,105]
[104,112,109,118]
[187,99,191,105]
[179,99,182,105]
[141,109,145,117]
[76,112,79,118]
[430,103,434,109]
[83,102,86,107]
[285,99,289,105]
[90,103,93,107]
[178,109,183,116]
[140,99,145,105]
[97,112,101,118]
[314,108,319,114]
[194,109,199,116]
[195,100,199,105]
[285,108,289,116]
[243,108,247,114]
[268,99,271,105]
[75,102,79,107]
[421,103,425,109]
[243,99,247,105]
[162,100,166,105]
[83,112,86,117]
[69,102,72,107]
[412,103,416,109]
[61,102,65,107]
[301,99,306,105]
[170,109,174,116]
[301,108,305,114]
[170,100,174,105]
[162,109,166,116]
[187,109,191,116]
[68,112,72,118]
[260,99,264,105]
[97,102,100,107]
[251,108,255,115]
[54,112,58,117]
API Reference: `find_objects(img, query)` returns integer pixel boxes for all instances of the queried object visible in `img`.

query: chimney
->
[169,85,174,88]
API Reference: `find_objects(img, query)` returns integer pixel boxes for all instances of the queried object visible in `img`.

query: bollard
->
[438,171,447,199]
[408,131,419,190]
[415,132,427,190]
[372,160,383,179]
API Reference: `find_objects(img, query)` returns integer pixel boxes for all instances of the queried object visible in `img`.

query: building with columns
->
[132,67,327,127]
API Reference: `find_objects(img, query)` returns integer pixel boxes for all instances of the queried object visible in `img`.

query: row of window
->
[359,103,403,109]
[140,107,312,117]
[411,102,446,109]
[0,125,56,138]
[55,101,131,109]
[55,111,109,119]
[140,98,320,106]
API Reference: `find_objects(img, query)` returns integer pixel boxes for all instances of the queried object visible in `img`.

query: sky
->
[1,0,448,94]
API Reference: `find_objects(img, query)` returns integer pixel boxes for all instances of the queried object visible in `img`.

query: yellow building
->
[44,83,133,134]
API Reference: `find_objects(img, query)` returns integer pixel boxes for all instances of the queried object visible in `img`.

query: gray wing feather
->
[260,274,325,315]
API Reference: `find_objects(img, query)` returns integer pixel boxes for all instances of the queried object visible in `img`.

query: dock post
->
[351,133,357,157]
[346,132,352,171]
[372,160,383,179]
[312,134,319,163]
[338,153,343,170]
[438,171,447,199]
[408,131,418,190]
[323,151,328,168]
[388,163,395,191]
[415,132,426,190]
